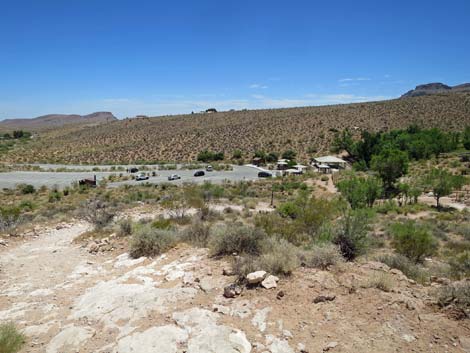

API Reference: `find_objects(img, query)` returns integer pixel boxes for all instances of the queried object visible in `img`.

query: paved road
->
[0,165,261,189]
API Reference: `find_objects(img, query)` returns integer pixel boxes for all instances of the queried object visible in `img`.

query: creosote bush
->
[129,225,178,258]
[390,220,438,263]
[0,322,25,353]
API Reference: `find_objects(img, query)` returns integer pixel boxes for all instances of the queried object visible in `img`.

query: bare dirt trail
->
[1,221,470,353]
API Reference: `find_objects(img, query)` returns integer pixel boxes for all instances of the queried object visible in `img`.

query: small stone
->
[402,334,416,342]
[282,329,293,339]
[277,290,285,300]
[222,267,234,276]
[313,294,336,304]
[323,341,338,351]
[297,342,307,352]
[224,284,243,298]
[87,241,99,253]
[246,270,267,284]
[261,275,279,289]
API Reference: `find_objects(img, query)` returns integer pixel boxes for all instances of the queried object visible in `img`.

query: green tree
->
[232,150,242,159]
[421,168,465,209]
[390,221,438,263]
[463,127,470,150]
[281,150,297,160]
[331,129,355,156]
[371,148,409,191]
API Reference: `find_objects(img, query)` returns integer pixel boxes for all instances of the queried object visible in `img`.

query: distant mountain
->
[402,82,470,98]
[0,112,117,131]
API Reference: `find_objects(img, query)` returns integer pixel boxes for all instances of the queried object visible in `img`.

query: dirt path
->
[1,221,469,353]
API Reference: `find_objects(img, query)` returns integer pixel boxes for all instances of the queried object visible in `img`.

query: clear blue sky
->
[1,0,469,119]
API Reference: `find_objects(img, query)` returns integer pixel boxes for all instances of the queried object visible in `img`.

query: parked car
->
[168,174,181,181]
[206,165,213,172]
[129,167,139,173]
[194,170,205,177]
[136,173,149,181]
[258,171,272,178]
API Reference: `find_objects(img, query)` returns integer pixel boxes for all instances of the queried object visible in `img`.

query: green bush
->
[129,225,178,258]
[390,220,438,263]
[333,209,373,261]
[0,322,25,353]
[209,222,266,256]
[18,184,35,195]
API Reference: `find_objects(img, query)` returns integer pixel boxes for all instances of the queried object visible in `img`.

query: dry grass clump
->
[367,272,395,292]
[298,244,344,270]
[0,322,25,353]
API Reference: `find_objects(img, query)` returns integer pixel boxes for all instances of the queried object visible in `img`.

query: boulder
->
[246,271,267,284]
[261,275,279,289]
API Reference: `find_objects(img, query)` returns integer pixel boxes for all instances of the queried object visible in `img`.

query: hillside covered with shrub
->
[3,93,470,164]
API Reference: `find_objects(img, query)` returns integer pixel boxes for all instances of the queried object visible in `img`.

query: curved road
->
[0,165,262,189]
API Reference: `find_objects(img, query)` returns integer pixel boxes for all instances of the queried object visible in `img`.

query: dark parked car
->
[129,167,139,173]
[258,171,272,178]
[194,170,205,177]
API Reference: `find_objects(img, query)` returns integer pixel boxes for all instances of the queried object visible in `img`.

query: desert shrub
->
[0,322,25,353]
[48,190,62,202]
[117,218,133,237]
[79,198,114,230]
[151,217,173,230]
[390,220,438,263]
[436,282,470,318]
[182,219,211,247]
[258,238,299,275]
[333,209,373,261]
[129,225,178,258]
[298,244,343,270]
[368,272,394,292]
[18,184,35,195]
[377,254,428,283]
[449,251,470,279]
[209,222,266,256]
[232,238,299,278]
[0,206,22,233]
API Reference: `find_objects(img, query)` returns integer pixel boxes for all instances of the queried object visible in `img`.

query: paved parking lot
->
[0,165,261,189]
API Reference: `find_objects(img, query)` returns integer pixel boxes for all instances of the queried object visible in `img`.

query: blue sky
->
[1,0,469,119]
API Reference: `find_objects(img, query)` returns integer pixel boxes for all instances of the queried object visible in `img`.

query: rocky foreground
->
[0,222,469,353]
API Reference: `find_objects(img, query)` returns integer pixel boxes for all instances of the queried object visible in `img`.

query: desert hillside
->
[0,112,117,132]
[3,93,470,164]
